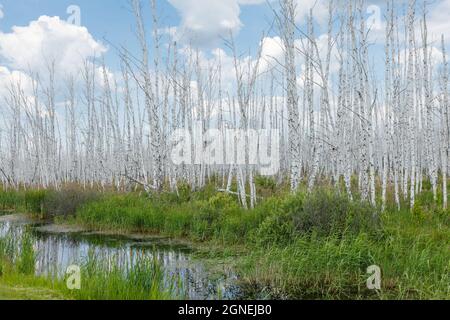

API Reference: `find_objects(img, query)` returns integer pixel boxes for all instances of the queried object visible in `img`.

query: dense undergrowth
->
[0,180,449,299]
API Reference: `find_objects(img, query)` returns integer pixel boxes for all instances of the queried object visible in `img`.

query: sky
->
[0,0,449,99]
[0,0,275,68]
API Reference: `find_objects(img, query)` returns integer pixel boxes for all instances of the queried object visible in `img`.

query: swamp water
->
[0,214,246,299]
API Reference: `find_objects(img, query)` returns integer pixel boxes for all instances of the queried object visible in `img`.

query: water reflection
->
[0,217,242,300]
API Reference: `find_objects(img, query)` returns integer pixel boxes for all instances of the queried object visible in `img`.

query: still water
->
[0,215,244,299]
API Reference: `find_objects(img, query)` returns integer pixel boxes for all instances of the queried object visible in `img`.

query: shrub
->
[256,176,277,193]
[252,189,382,241]
[177,183,192,203]
[250,197,293,246]
[288,189,380,237]
[42,186,100,218]
[191,182,218,202]
[254,212,295,247]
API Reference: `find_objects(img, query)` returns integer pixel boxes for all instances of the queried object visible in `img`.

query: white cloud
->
[294,0,328,25]
[0,66,33,98]
[398,46,446,68]
[183,30,340,96]
[259,36,284,73]
[0,4,4,20]
[168,0,265,46]
[0,15,110,117]
[427,0,450,42]
[210,48,236,86]
[0,66,43,120]
[167,0,331,46]
[237,0,266,4]
[95,64,116,89]
[0,16,107,76]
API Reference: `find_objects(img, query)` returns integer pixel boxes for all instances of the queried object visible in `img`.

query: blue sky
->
[0,0,277,68]
[0,0,177,67]
[0,0,449,96]
[1,1,448,54]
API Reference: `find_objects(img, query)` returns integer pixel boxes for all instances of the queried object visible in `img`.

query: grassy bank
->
[241,210,449,299]
[0,183,449,299]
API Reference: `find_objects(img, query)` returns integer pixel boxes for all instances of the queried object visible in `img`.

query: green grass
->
[0,185,101,218]
[0,274,67,300]
[241,211,449,299]
[0,188,25,213]
[237,190,449,299]
[70,191,265,243]
[67,253,182,300]
[0,181,449,300]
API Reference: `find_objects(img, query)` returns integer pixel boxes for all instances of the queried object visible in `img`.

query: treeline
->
[0,0,448,210]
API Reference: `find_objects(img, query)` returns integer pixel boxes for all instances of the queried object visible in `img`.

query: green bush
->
[252,190,381,247]
[256,176,277,193]
[250,197,292,246]
[288,189,380,236]
[254,212,295,247]
[177,183,192,203]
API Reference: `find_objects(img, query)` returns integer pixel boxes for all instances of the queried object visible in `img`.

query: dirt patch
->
[0,214,34,224]
[34,224,86,234]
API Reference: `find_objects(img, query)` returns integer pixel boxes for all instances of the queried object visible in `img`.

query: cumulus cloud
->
[367,0,450,46]
[0,66,32,95]
[259,36,284,73]
[0,16,107,76]
[0,66,60,122]
[0,4,4,20]
[0,15,111,117]
[167,0,265,46]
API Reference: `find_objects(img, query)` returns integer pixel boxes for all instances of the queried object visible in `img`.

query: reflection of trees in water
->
[2,221,240,299]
